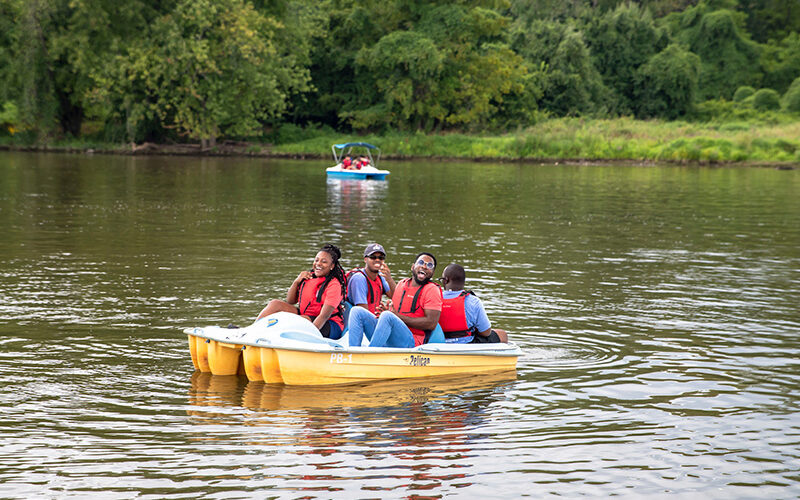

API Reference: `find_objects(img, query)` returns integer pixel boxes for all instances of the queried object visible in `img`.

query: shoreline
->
[1,143,796,169]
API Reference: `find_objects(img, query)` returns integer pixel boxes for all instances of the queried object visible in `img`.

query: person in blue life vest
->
[349,252,442,348]
[438,263,508,343]
[255,244,347,339]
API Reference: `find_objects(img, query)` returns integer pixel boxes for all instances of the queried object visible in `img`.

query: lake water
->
[1,152,799,498]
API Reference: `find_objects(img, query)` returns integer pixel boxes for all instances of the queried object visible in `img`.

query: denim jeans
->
[369,311,415,348]
[347,306,378,347]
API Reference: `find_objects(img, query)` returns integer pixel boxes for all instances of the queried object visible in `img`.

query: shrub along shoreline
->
[2,118,799,167]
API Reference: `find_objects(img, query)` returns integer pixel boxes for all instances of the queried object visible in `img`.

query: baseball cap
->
[363,243,386,257]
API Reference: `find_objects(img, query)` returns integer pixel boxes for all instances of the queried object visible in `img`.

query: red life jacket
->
[345,268,384,314]
[297,276,344,326]
[393,278,441,346]
[439,290,476,338]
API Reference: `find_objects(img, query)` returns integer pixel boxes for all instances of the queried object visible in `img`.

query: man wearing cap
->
[347,243,396,313]
[346,244,396,346]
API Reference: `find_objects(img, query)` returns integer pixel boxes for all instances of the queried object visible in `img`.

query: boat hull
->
[326,166,389,180]
[271,347,518,386]
[242,344,284,383]
[184,312,522,386]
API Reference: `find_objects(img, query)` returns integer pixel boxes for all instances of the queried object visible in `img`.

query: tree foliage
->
[751,88,781,110]
[585,2,668,114]
[344,2,526,131]
[663,1,761,100]
[511,19,608,116]
[0,0,798,141]
[738,0,800,43]
[760,32,800,94]
[782,77,800,112]
[634,43,700,119]
[115,0,313,146]
[733,86,756,102]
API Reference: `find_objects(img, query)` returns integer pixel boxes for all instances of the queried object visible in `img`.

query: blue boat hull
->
[326,171,388,180]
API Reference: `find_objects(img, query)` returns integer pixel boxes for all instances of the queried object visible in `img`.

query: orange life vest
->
[297,276,343,326]
[439,290,476,338]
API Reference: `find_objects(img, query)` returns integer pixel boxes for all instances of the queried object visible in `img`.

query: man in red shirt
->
[367,252,442,347]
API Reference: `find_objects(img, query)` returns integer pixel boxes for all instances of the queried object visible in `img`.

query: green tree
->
[738,0,800,43]
[281,1,386,130]
[0,0,173,139]
[663,1,761,100]
[634,43,700,119]
[507,0,590,23]
[354,31,444,129]
[585,2,668,114]
[510,19,607,116]
[117,0,314,147]
[9,0,62,138]
[347,2,526,131]
[760,32,800,95]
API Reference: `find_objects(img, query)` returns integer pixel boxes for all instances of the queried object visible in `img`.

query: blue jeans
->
[347,306,378,347]
[369,311,415,348]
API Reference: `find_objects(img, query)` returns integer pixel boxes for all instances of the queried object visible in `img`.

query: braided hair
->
[316,244,346,302]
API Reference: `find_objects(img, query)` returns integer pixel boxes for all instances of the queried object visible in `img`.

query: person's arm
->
[287,271,312,304]
[313,304,336,330]
[400,308,441,330]
[470,295,492,336]
[388,285,441,330]
[314,281,343,329]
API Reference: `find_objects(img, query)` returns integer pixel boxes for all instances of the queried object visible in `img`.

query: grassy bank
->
[273,118,800,165]
[3,117,799,165]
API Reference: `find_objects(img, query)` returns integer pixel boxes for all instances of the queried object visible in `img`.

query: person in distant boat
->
[342,154,354,169]
[256,244,346,339]
[354,156,369,169]
[350,252,442,347]
[345,244,396,345]
[438,264,507,343]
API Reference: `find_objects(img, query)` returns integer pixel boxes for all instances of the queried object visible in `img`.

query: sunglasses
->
[415,259,435,269]
[367,254,385,261]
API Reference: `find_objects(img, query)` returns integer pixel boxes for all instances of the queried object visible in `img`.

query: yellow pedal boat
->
[185,312,522,386]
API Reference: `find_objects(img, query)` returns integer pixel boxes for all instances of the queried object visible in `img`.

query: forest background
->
[1,0,799,164]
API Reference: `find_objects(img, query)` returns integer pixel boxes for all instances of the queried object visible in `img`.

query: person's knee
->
[378,310,395,321]
[266,299,286,309]
[351,306,370,319]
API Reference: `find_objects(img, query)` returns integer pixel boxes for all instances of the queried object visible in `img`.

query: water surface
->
[1,152,798,497]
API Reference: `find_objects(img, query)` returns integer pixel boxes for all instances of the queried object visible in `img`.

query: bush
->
[0,102,18,135]
[782,77,800,113]
[733,86,755,102]
[267,123,335,145]
[752,89,781,110]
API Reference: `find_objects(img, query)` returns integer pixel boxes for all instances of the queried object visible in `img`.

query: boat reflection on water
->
[240,370,517,411]
[187,370,517,491]
[187,372,246,409]
[326,177,388,212]
[188,370,517,412]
